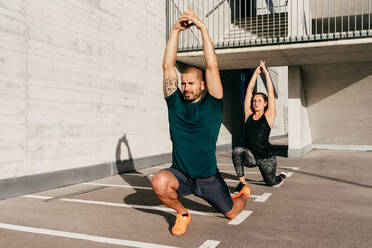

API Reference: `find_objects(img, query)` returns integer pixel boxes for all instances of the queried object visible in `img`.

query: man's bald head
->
[181,66,204,82]
[180,66,205,103]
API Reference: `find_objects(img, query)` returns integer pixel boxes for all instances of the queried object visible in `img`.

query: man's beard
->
[183,91,202,103]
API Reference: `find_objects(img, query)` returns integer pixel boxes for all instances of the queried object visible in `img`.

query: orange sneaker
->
[171,213,192,236]
[231,185,251,200]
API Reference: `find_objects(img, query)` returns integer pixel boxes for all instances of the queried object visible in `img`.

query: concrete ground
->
[0,149,371,248]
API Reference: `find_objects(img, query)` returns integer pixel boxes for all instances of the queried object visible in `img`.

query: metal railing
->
[166,0,372,51]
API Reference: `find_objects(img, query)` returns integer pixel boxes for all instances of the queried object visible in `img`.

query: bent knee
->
[151,174,167,193]
[151,171,175,195]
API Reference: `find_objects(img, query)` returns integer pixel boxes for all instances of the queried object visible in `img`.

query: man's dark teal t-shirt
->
[166,88,223,178]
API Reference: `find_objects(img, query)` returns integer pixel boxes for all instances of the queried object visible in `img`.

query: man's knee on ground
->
[151,173,171,195]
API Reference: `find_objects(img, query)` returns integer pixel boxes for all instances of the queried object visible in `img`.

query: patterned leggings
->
[232,147,283,186]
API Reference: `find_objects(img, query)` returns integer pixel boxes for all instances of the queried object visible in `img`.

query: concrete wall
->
[303,62,372,147]
[0,0,235,199]
[0,0,169,181]
[288,66,312,157]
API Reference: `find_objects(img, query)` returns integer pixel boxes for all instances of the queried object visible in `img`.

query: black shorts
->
[165,167,234,214]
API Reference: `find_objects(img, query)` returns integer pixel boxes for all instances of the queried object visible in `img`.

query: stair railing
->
[166,0,372,51]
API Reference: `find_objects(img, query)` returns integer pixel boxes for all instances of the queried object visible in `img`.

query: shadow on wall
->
[302,62,372,107]
[115,133,219,234]
[115,134,135,173]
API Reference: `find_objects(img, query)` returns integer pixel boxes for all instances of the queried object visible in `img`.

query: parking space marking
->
[22,195,253,225]
[82,182,271,202]
[219,164,299,171]
[123,173,154,178]
[219,170,260,174]
[0,223,178,248]
[199,240,220,248]
[227,210,253,225]
[225,171,294,186]
[23,195,211,216]
[252,193,272,202]
[83,182,151,190]
[149,165,170,169]
[285,172,294,177]
[147,167,260,175]
[224,179,243,183]
[148,165,300,172]
[279,167,299,170]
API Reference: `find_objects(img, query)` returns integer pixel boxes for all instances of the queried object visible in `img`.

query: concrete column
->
[288,66,312,157]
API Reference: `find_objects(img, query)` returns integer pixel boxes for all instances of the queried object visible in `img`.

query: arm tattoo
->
[163,76,178,97]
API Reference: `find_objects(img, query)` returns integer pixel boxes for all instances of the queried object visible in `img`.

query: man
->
[151,7,251,236]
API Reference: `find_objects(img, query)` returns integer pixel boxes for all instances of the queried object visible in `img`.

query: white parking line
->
[285,172,294,177]
[82,182,271,202]
[23,195,211,216]
[253,193,272,202]
[199,240,220,248]
[227,210,253,225]
[219,170,260,174]
[146,167,261,175]
[148,165,299,171]
[224,179,243,183]
[219,164,299,171]
[121,173,154,177]
[226,171,294,185]
[22,195,253,225]
[0,223,178,248]
[83,182,151,190]
[280,167,299,170]
[149,165,170,169]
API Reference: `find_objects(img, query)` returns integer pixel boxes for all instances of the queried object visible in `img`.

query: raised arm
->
[244,66,261,122]
[162,16,190,98]
[184,7,223,99]
[261,61,276,128]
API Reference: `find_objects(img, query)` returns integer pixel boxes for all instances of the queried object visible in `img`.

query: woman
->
[232,60,286,192]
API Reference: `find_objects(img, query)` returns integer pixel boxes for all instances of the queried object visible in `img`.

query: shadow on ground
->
[115,134,219,233]
[284,168,372,190]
